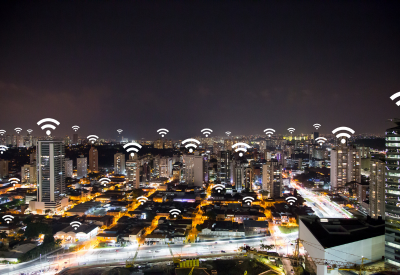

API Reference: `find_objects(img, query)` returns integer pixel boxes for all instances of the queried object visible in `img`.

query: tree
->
[195,224,202,231]
[43,234,54,244]
[24,223,51,240]
[0,232,7,239]
[205,211,217,220]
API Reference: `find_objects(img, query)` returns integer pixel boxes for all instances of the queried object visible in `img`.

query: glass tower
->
[385,118,400,267]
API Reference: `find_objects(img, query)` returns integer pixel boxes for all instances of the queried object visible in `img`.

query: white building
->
[182,154,203,186]
[77,155,87,179]
[114,153,126,175]
[54,224,99,242]
[159,156,172,178]
[126,157,140,188]
[65,158,73,178]
[299,216,385,275]
[330,144,361,191]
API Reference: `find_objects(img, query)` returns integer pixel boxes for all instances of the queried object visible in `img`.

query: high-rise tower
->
[89,146,98,173]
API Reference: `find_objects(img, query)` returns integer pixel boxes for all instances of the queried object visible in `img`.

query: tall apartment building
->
[232,160,246,191]
[182,154,203,186]
[31,140,67,212]
[89,146,98,172]
[154,156,160,177]
[160,157,172,178]
[385,119,400,267]
[330,144,361,191]
[72,133,78,145]
[5,135,11,146]
[369,159,385,219]
[77,155,87,178]
[114,153,126,174]
[217,151,232,185]
[0,159,9,179]
[21,163,36,184]
[17,135,23,147]
[262,159,282,198]
[164,139,173,149]
[126,157,140,188]
[65,158,73,178]
[154,139,163,149]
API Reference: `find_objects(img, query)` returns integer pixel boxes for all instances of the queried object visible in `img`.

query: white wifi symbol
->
[225,131,231,136]
[2,215,14,224]
[0,145,8,154]
[117,129,123,134]
[99,177,111,186]
[14,128,22,134]
[313,123,321,130]
[37,118,60,136]
[87,135,99,144]
[390,92,400,106]
[287,128,295,134]
[27,129,33,134]
[232,142,251,157]
[169,209,181,218]
[285,196,297,205]
[263,128,275,137]
[137,196,148,205]
[72,125,80,132]
[332,126,355,144]
[70,221,82,230]
[213,184,225,193]
[201,128,213,137]
[157,128,169,137]
[0,130,5,136]
[123,142,142,157]
[243,196,255,205]
[315,137,327,145]
[182,138,200,153]
[10,178,20,186]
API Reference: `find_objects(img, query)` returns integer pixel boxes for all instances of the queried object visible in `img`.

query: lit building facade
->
[77,155,87,179]
[114,152,126,174]
[262,160,282,198]
[182,154,203,186]
[369,159,385,219]
[89,146,98,172]
[330,144,361,191]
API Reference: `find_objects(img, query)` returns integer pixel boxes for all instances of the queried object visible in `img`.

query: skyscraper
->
[369,159,385,219]
[65,158,73,178]
[21,163,36,184]
[182,154,203,186]
[0,159,9,179]
[5,134,11,146]
[72,133,78,145]
[114,153,126,174]
[32,140,67,212]
[217,151,232,185]
[89,146,98,173]
[384,119,400,267]
[330,144,361,191]
[77,155,87,178]
[262,159,282,198]
[232,160,246,191]
[126,156,140,188]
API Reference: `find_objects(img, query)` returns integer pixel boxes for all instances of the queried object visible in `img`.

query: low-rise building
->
[55,224,99,242]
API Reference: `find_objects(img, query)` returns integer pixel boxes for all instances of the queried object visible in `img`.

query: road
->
[292,183,350,218]
[0,235,299,275]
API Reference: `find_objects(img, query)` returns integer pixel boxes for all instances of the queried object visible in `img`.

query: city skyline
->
[0,1,399,138]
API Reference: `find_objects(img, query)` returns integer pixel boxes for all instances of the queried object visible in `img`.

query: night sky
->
[1,1,399,139]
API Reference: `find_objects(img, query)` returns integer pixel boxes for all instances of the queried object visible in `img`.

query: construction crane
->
[292,238,398,275]
[126,244,140,268]
[168,243,181,266]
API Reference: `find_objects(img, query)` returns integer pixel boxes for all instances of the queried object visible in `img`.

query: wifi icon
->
[37,118,60,136]
[225,131,231,137]
[157,128,169,137]
[123,142,142,157]
[27,129,33,134]
[9,178,20,186]
[2,215,14,224]
[14,128,22,134]
[315,137,327,145]
[232,142,251,157]
[117,129,123,134]
[87,135,99,144]
[0,130,6,136]
[99,177,111,186]
[72,125,80,132]
[70,221,82,230]
[285,196,297,205]
[169,209,181,218]
[263,128,275,137]
[313,123,321,130]
[201,128,213,137]
[213,184,225,193]
[0,145,8,154]
[243,196,255,206]
[332,126,355,144]
[287,128,295,134]
[390,92,400,106]
[137,196,148,205]
[182,138,200,153]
